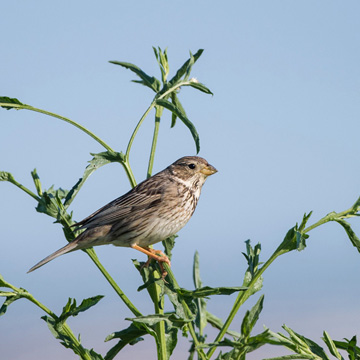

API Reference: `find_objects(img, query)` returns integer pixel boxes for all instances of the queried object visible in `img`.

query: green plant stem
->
[147,106,162,179]
[206,246,287,359]
[206,205,360,359]
[125,79,193,168]
[125,103,156,162]
[121,159,137,188]
[84,248,142,318]
[5,177,40,202]
[5,103,114,152]
[4,282,92,360]
[303,208,355,234]
[153,275,167,360]
[163,264,207,360]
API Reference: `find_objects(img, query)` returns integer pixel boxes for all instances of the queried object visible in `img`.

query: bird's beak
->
[200,164,218,176]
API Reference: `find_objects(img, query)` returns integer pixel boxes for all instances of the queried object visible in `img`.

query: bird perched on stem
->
[28,156,217,276]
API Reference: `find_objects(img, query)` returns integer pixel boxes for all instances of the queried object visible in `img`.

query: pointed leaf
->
[162,235,177,261]
[184,52,195,80]
[59,295,104,321]
[170,92,187,128]
[155,98,200,153]
[177,286,246,298]
[0,274,7,287]
[205,311,241,338]
[31,169,42,196]
[185,80,213,95]
[153,46,169,83]
[241,295,264,338]
[192,251,207,335]
[168,49,204,86]
[0,96,25,110]
[165,325,178,358]
[109,61,161,92]
[351,196,360,213]
[104,324,146,360]
[282,325,330,359]
[0,293,22,316]
[334,219,360,253]
[322,331,343,360]
[63,151,125,208]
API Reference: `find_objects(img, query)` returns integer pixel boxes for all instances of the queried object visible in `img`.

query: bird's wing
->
[73,176,165,229]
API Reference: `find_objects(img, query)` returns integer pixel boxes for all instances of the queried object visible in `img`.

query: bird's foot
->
[132,245,170,279]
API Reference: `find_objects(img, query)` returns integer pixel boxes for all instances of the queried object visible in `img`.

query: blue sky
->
[1,1,360,359]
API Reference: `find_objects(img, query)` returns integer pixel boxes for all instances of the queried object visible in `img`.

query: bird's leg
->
[132,244,170,278]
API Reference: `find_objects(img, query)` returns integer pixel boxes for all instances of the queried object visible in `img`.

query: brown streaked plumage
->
[28,156,217,273]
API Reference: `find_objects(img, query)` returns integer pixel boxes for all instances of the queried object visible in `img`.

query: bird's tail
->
[27,241,80,273]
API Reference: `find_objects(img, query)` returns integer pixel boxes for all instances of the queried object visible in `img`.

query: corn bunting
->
[28,156,217,273]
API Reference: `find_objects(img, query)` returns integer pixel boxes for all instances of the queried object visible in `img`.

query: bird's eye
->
[188,163,196,169]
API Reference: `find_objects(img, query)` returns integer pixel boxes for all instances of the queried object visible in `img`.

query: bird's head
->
[168,156,217,186]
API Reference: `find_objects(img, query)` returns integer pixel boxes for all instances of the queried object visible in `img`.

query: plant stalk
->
[206,247,286,359]
[5,103,114,153]
[163,264,207,360]
[85,248,142,317]
[147,106,162,178]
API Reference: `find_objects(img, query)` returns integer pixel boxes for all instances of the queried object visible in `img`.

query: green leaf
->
[205,311,241,338]
[155,98,200,153]
[31,169,43,196]
[241,241,264,297]
[0,274,7,287]
[298,212,312,232]
[127,314,191,330]
[322,331,343,360]
[64,151,125,208]
[165,324,178,359]
[185,80,213,95]
[0,171,15,182]
[168,49,204,86]
[0,96,25,110]
[0,293,22,316]
[163,283,188,320]
[170,92,187,128]
[104,324,146,360]
[333,336,360,360]
[192,251,207,335]
[184,52,195,81]
[267,325,331,359]
[42,316,104,359]
[36,186,70,219]
[350,196,360,214]
[59,296,104,321]
[241,295,264,338]
[193,251,202,290]
[153,46,169,83]
[334,219,360,253]
[201,329,272,356]
[177,286,246,298]
[242,240,262,279]
[109,61,161,92]
[162,235,177,261]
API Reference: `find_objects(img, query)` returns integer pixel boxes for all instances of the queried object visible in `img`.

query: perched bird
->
[28,156,217,274]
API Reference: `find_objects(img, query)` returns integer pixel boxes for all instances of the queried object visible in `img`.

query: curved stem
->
[9,103,114,152]
[163,264,207,360]
[85,248,142,317]
[147,106,162,178]
[5,282,92,360]
[152,276,167,360]
[125,102,156,162]
[4,176,40,202]
[121,159,137,188]
[206,248,286,359]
